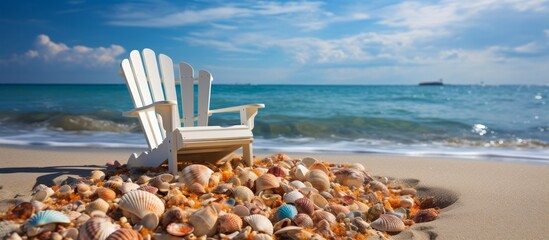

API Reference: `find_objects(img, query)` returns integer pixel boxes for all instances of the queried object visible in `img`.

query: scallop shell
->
[96,188,116,201]
[309,163,330,175]
[308,193,329,209]
[275,204,298,221]
[267,166,286,177]
[231,205,250,217]
[105,228,142,240]
[90,170,105,181]
[76,183,90,194]
[294,198,314,215]
[166,222,194,237]
[294,165,308,181]
[218,213,243,234]
[85,198,110,214]
[312,210,336,225]
[293,213,313,228]
[25,210,70,228]
[78,216,119,240]
[327,203,350,215]
[161,207,185,230]
[119,190,165,218]
[189,205,218,237]
[243,214,273,235]
[283,190,304,204]
[370,214,405,232]
[254,174,280,193]
[180,164,214,189]
[334,169,365,188]
[301,157,318,168]
[119,183,140,194]
[231,186,254,202]
[0,221,21,238]
[306,170,330,192]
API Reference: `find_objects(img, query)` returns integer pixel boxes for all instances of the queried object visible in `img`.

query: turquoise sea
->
[0,84,548,162]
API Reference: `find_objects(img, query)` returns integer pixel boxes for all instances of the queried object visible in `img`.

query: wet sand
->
[0,146,548,239]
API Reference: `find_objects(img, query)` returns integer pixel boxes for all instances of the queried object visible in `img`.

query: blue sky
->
[1,0,548,85]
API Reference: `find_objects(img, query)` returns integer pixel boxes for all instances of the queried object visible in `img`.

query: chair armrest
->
[123,100,177,117]
[208,103,265,115]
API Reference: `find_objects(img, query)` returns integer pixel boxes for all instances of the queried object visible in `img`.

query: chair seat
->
[175,125,253,149]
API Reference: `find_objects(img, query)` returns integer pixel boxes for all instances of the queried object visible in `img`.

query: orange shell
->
[217,213,243,234]
[96,188,116,201]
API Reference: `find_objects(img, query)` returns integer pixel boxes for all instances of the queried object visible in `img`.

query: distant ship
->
[419,79,444,86]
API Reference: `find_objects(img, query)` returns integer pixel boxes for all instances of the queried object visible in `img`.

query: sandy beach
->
[1,146,548,239]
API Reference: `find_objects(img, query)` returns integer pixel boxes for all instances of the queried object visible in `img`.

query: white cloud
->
[4,34,125,67]
[514,42,541,53]
[297,12,370,31]
[545,29,549,38]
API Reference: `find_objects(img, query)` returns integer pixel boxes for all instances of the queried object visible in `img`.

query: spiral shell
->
[306,170,330,192]
[231,186,254,202]
[370,214,405,232]
[25,210,70,228]
[243,214,273,235]
[275,204,297,221]
[105,228,142,240]
[180,165,213,191]
[78,216,119,240]
[283,190,304,204]
[119,190,165,218]
[312,210,336,225]
[166,222,194,237]
[254,174,280,193]
[334,169,365,188]
[217,213,243,234]
[85,198,110,214]
[189,205,218,237]
[293,213,313,228]
[96,188,116,201]
[294,198,314,215]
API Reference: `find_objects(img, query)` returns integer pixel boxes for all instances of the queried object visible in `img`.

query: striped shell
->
[119,190,165,218]
[283,190,304,204]
[306,170,330,192]
[294,198,314,215]
[293,214,313,228]
[96,188,116,201]
[105,228,142,240]
[138,185,158,195]
[189,205,218,237]
[243,214,273,235]
[25,210,70,227]
[328,203,350,215]
[85,198,110,214]
[180,165,213,190]
[312,210,336,224]
[231,205,250,217]
[309,163,330,175]
[289,180,306,189]
[166,222,194,237]
[309,193,329,209]
[254,174,280,193]
[217,213,243,234]
[232,186,254,202]
[136,175,151,185]
[334,169,365,188]
[78,216,119,240]
[267,166,286,177]
[370,214,405,232]
[275,204,297,221]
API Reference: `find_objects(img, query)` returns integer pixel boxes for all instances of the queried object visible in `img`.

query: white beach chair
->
[121,48,264,175]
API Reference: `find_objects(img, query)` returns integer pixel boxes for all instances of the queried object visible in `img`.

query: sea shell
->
[76,183,90,194]
[370,214,405,232]
[254,174,280,193]
[85,198,110,214]
[294,198,314,215]
[306,170,330,192]
[352,217,370,234]
[188,182,206,194]
[267,166,286,177]
[309,163,329,175]
[236,167,259,185]
[283,190,304,204]
[180,164,214,190]
[105,228,142,240]
[273,218,292,232]
[166,222,193,237]
[293,213,313,228]
[78,216,119,240]
[348,202,369,212]
[33,188,54,202]
[90,170,105,181]
[261,193,282,207]
[294,165,308,181]
[209,172,222,187]
[136,175,151,185]
[366,203,385,221]
[57,185,72,195]
[119,190,165,218]
[217,213,243,234]
[315,219,333,237]
[157,173,174,183]
[141,212,159,230]
[0,221,21,238]
[231,186,254,202]
[138,185,158,195]
[412,208,440,223]
[231,205,250,217]
[400,188,417,197]
[96,188,116,201]
[119,182,140,194]
[275,204,298,221]
[62,227,79,239]
[312,210,336,225]
[8,202,34,220]
[243,214,273,235]
[301,157,318,168]
[26,223,55,237]
[327,203,350,215]
[309,193,329,209]
[348,163,365,171]
[106,181,123,192]
[334,169,365,188]
[189,205,218,237]
[369,181,389,196]
[400,197,414,209]
[274,226,302,236]
[25,210,70,228]
[289,180,306,189]
[161,207,185,230]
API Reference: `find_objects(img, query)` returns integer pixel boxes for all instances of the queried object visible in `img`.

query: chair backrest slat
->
[197,70,212,126]
[127,50,163,148]
[142,48,165,102]
[180,63,195,127]
[158,54,177,102]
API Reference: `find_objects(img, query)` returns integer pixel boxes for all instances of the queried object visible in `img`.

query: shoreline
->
[0,146,548,239]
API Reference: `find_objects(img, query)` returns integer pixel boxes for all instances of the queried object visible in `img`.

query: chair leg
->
[242,143,253,167]
[168,138,178,175]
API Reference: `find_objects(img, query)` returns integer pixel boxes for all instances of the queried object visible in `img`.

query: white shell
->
[119,190,165,218]
[85,198,109,214]
[295,165,308,181]
[119,182,140,194]
[232,205,250,217]
[301,157,318,168]
[289,180,306,189]
[283,190,304,204]
[180,165,213,189]
[78,216,119,240]
[189,205,218,237]
[243,214,273,235]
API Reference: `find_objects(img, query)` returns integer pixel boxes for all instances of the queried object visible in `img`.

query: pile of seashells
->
[0,153,441,240]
